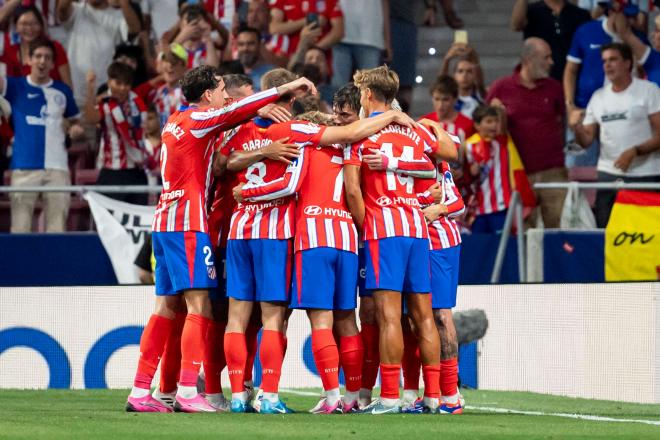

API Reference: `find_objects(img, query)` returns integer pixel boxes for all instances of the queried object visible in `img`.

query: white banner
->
[84,192,154,284]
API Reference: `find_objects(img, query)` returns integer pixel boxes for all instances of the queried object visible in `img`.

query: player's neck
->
[368,103,390,116]
[439,110,457,123]
[28,73,51,86]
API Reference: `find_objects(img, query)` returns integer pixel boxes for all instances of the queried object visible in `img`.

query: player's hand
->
[469,162,480,177]
[388,110,417,129]
[423,204,443,223]
[262,137,300,164]
[426,182,443,203]
[363,148,388,170]
[232,183,245,202]
[614,147,637,172]
[258,104,291,123]
[300,22,322,44]
[278,77,318,97]
[418,118,449,141]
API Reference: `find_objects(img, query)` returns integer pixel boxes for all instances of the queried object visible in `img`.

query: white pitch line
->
[469,406,660,427]
[280,389,660,427]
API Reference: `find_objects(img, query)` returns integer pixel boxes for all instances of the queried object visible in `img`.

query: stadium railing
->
[490,181,660,283]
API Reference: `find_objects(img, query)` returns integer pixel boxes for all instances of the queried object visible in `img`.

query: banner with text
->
[84,192,154,284]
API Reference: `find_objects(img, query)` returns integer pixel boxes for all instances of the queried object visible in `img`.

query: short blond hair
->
[261,68,298,102]
[352,65,399,104]
[296,111,336,126]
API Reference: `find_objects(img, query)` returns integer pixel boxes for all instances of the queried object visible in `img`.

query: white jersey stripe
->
[284,206,291,237]
[268,207,279,239]
[412,208,423,238]
[236,211,250,239]
[382,207,395,237]
[252,210,263,238]
[398,207,410,236]
[307,218,318,248]
[183,200,190,231]
[340,221,350,251]
[324,218,335,248]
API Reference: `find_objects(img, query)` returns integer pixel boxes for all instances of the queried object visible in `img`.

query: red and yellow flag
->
[605,190,660,281]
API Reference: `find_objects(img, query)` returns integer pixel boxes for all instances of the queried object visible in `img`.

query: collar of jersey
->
[253,116,274,128]
[369,111,384,118]
[26,76,53,89]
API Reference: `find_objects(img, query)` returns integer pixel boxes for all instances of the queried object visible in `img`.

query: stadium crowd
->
[0,0,659,415]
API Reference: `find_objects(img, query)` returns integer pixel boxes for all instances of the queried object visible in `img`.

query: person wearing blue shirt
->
[617,13,660,87]
[0,37,83,233]
[563,3,647,167]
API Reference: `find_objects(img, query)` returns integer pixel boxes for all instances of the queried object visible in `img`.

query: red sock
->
[339,335,363,393]
[311,329,340,391]
[204,320,226,394]
[259,330,284,393]
[360,323,380,390]
[159,312,185,393]
[134,314,173,389]
[402,328,421,391]
[224,332,247,393]
[422,364,441,398]
[379,363,401,399]
[440,358,459,396]
[178,314,211,388]
[244,322,260,383]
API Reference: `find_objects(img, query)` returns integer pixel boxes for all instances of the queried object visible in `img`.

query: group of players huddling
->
[126,63,465,415]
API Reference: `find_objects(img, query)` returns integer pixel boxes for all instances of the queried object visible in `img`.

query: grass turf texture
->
[1,389,659,439]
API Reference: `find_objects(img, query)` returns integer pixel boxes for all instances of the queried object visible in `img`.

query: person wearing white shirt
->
[570,42,660,227]
[57,0,141,108]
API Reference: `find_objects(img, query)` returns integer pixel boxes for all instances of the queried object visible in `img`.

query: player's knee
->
[333,310,359,336]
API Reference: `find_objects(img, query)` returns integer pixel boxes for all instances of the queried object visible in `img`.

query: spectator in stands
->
[389,0,416,112]
[223,73,254,98]
[422,0,464,29]
[244,0,288,67]
[332,82,360,126]
[442,52,484,119]
[96,44,150,97]
[150,48,187,127]
[0,38,83,233]
[464,105,515,233]
[569,43,660,227]
[421,75,475,144]
[487,38,567,228]
[268,0,344,59]
[563,2,647,167]
[0,3,72,87]
[171,4,220,68]
[289,43,333,106]
[57,0,141,109]
[141,0,179,41]
[236,26,274,90]
[143,106,161,181]
[616,12,660,85]
[510,0,591,81]
[85,62,149,205]
[331,0,389,89]
[578,0,648,32]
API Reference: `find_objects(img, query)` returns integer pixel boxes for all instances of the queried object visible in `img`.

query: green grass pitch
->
[1,389,659,439]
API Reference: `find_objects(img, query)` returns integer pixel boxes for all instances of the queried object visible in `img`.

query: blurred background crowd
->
[0,0,658,236]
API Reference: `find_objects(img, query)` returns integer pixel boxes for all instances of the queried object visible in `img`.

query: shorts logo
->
[359,268,366,279]
[376,196,392,207]
[304,205,323,216]
[207,266,217,280]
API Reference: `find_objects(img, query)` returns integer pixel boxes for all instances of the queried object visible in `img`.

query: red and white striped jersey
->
[96,92,148,170]
[228,120,326,240]
[464,133,512,215]
[204,0,239,27]
[416,161,465,250]
[345,123,438,241]
[185,44,208,69]
[208,135,237,248]
[267,0,342,56]
[238,121,358,253]
[420,111,475,144]
[152,87,280,233]
[153,85,186,127]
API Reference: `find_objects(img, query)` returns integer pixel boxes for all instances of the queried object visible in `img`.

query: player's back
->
[351,123,433,240]
[152,108,216,233]
[295,144,358,253]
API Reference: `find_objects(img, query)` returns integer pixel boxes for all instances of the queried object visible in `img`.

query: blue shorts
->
[430,246,461,309]
[226,239,292,303]
[152,231,218,296]
[209,246,227,301]
[364,237,431,293]
[357,246,371,298]
[291,248,358,310]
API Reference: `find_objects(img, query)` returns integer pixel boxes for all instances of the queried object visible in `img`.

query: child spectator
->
[147,48,188,127]
[464,105,535,233]
[420,75,475,144]
[143,106,162,181]
[171,4,220,68]
[85,62,149,205]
